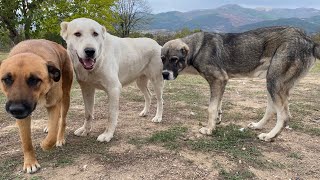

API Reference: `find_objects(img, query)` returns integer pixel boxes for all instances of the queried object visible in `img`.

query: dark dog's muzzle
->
[162,71,170,80]
[5,100,35,119]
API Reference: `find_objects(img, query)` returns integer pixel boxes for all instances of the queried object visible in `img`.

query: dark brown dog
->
[0,39,73,173]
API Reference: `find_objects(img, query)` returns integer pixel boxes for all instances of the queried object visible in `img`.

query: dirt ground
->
[0,64,320,180]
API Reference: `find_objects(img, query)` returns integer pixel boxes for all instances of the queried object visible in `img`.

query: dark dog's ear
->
[47,62,61,82]
[181,45,189,57]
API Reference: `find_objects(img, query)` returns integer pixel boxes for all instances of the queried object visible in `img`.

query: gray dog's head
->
[161,39,190,80]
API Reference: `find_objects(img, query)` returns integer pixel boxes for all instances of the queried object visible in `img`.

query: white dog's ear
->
[101,26,107,39]
[60,22,69,40]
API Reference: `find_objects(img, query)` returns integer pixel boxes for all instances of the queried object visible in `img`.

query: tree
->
[0,0,116,45]
[113,0,152,37]
[0,0,44,44]
[0,0,21,44]
[40,0,116,44]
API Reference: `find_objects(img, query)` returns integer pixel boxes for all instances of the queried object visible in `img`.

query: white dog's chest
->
[74,66,106,90]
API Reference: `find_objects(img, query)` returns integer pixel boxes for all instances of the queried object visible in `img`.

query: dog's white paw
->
[248,122,263,130]
[74,126,89,137]
[97,132,113,142]
[139,110,148,117]
[56,139,66,147]
[258,133,273,142]
[151,116,162,123]
[199,127,213,135]
[43,127,48,133]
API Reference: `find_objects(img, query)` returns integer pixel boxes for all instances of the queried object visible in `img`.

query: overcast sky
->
[148,0,320,13]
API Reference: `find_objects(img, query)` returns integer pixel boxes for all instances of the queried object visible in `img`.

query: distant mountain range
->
[146,4,320,34]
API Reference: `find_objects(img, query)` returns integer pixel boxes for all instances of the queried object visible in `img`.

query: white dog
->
[60,18,164,142]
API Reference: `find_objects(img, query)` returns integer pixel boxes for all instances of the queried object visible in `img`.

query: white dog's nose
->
[84,48,95,58]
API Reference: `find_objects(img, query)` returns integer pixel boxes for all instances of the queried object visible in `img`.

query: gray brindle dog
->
[161,26,320,141]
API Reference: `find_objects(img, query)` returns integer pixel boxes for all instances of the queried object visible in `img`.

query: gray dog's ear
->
[60,21,69,40]
[101,26,107,39]
[181,45,190,57]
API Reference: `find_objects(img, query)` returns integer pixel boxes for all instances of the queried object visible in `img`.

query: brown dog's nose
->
[5,101,33,119]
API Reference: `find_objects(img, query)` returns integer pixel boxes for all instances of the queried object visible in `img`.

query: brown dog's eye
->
[27,75,42,87]
[93,32,99,37]
[1,74,13,86]
[74,32,81,37]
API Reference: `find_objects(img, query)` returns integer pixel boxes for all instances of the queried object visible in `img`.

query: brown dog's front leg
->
[41,102,61,150]
[16,117,41,173]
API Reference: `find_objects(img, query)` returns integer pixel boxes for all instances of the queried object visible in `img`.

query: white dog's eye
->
[93,32,99,37]
[74,32,81,37]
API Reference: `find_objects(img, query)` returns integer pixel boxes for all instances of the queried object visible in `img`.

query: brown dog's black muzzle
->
[5,100,36,119]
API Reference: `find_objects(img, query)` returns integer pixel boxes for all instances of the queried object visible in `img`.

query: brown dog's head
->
[0,53,60,119]
[161,39,189,80]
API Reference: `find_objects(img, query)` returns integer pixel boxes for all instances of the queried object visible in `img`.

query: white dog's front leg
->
[97,85,121,142]
[75,83,95,137]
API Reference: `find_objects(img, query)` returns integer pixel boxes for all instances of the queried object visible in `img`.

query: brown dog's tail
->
[314,43,320,60]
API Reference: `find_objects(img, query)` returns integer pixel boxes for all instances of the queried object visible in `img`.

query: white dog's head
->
[60,18,106,71]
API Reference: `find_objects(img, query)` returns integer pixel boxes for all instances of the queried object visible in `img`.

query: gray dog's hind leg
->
[248,92,275,130]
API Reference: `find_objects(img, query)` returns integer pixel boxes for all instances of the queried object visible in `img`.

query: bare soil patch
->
[0,63,320,180]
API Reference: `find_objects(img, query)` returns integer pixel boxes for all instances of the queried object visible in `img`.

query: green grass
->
[289,120,320,137]
[128,126,188,150]
[0,52,8,61]
[148,126,188,150]
[219,168,256,180]
[30,176,44,180]
[0,158,21,180]
[287,152,303,160]
[310,61,320,73]
[188,125,267,167]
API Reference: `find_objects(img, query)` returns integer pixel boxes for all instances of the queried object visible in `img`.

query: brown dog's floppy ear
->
[47,62,61,82]
[181,44,190,57]
[60,21,69,40]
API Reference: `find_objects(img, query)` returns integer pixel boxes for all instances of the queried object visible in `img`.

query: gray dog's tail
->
[314,43,320,60]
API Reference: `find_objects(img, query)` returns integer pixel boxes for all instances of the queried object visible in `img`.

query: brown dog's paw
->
[24,159,41,174]
[40,140,55,151]
[56,138,66,147]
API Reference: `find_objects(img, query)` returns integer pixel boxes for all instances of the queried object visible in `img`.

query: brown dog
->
[0,39,73,173]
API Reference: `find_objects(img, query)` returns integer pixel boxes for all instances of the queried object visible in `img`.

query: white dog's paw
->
[139,110,148,117]
[199,127,214,135]
[56,138,66,147]
[43,127,48,133]
[97,132,114,142]
[248,122,263,130]
[151,116,162,123]
[74,126,89,137]
[258,133,273,142]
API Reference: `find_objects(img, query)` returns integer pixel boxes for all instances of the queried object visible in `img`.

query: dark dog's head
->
[0,53,60,119]
[161,39,189,80]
